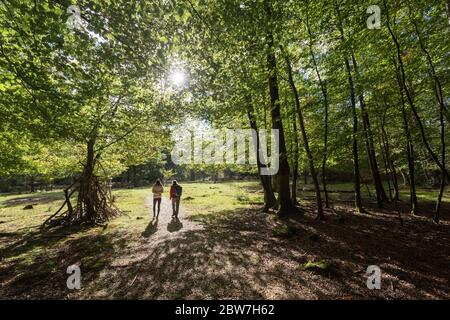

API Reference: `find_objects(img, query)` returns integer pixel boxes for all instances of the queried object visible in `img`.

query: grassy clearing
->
[0,181,263,292]
[0,180,446,238]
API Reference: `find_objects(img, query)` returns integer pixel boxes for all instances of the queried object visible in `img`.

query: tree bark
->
[265,0,295,215]
[83,138,97,221]
[247,104,277,211]
[360,95,389,207]
[379,109,399,201]
[30,176,35,193]
[349,50,388,207]
[291,108,300,204]
[335,7,364,213]
[306,9,330,208]
[282,47,324,220]
[384,0,450,182]
[394,63,418,214]
[406,5,447,221]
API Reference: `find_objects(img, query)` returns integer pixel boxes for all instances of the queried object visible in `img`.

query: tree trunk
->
[30,176,35,193]
[83,138,96,221]
[380,109,399,201]
[282,47,324,220]
[378,127,393,201]
[407,6,447,221]
[395,65,418,215]
[44,137,120,228]
[306,9,330,208]
[335,3,364,213]
[346,58,363,213]
[360,95,389,207]
[349,50,388,208]
[291,108,300,204]
[336,31,363,212]
[265,0,295,215]
[385,0,450,182]
[247,104,277,211]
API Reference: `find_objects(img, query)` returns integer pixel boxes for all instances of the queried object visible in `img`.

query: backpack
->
[174,185,183,197]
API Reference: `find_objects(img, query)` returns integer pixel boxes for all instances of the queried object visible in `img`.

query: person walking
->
[169,180,182,218]
[151,179,164,218]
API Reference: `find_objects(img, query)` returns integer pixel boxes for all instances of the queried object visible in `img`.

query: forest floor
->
[0,181,449,299]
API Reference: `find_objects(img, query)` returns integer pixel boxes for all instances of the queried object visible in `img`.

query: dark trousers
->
[153,197,161,216]
[171,197,180,217]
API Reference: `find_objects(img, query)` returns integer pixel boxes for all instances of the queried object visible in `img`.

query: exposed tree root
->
[42,169,120,229]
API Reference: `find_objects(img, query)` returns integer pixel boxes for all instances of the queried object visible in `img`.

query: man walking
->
[169,180,182,218]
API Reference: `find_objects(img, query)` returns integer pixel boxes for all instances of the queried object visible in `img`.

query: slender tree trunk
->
[406,6,447,221]
[349,51,388,207]
[265,0,295,215]
[291,109,300,204]
[335,9,364,213]
[30,176,35,193]
[395,65,418,214]
[305,9,330,208]
[385,0,450,182]
[360,95,389,207]
[247,105,277,211]
[380,110,399,201]
[378,130,393,201]
[282,47,324,220]
[84,138,96,221]
[434,81,446,222]
[345,60,363,212]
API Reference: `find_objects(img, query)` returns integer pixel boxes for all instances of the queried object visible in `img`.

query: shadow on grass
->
[1,198,449,299]
[1,193,64,208]
[0,224,126,299]
[81,203,450,299]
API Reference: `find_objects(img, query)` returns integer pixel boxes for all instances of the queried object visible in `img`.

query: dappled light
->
[0,0,449,303]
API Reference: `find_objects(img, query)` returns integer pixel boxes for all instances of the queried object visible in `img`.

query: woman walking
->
[152,179,164,218]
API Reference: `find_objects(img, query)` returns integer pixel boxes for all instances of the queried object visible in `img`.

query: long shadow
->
[2,198,449,299]
[1,192,64,208]
[91,205,450,299]
[0,224,92,261]
[0,228,123,299]
[141,218,159,238]
[167,217,183,233]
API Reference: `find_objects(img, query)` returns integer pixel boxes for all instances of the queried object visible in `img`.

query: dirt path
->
[102,197,203,276]
[140,196,203,242]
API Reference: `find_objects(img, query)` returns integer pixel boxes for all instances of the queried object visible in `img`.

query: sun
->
[169,70,186,87]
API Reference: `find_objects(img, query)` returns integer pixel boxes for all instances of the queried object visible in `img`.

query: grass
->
[1,180,446,240]
[179,181,263,220]
[0,181,264,293]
